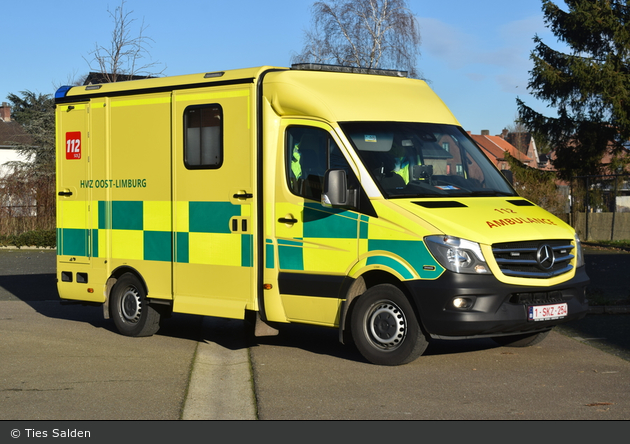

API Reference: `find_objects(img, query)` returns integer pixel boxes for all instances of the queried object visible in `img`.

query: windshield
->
[340,122,517,198]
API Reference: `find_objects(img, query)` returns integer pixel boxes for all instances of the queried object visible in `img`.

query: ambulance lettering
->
[79,179,147,188]
[486,217,558,228]
[494,208,517,214]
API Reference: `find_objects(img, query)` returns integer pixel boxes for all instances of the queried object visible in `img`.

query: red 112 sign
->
[65,131,82,160]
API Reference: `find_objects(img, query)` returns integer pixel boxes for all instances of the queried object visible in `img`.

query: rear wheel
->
[110,273,161,337]
[350,284,428,366]
[492,329,552,347]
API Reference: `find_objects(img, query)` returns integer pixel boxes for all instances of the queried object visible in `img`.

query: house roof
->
[469,133,533,166]
[0,120,33,148]
[505,132,532,155]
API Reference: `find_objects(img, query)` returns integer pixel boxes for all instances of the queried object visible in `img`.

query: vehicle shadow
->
[584,252,630,305]
[556,314,630,362]
[7,272,624,364]
[0,272,204,342]
[0,273,58,303]
[240,321,500,364]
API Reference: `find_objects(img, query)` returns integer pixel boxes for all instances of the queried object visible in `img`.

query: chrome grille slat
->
[492,240,574,279]
[492,247,537,254]
[554,254,575,263]
[552,244,575,252]
[499,264,574,278]
[495,258,538,265]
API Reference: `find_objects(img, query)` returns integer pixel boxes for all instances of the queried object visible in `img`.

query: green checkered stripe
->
[57,201,253,266]
[269,203,443,280]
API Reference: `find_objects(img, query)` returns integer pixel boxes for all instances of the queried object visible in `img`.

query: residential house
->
[468,130,534,172]
[0,102,32,170]
[0,102,36,217]
[498,129,546,168]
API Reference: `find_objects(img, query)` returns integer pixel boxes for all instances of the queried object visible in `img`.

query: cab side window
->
[286,126,354,201]
[184,105,222,169]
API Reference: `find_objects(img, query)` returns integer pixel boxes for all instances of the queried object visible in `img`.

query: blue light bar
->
[55,85,73,100]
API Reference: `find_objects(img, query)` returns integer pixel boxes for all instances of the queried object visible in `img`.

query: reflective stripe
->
[59,200,252,267]
[273,201,444,280]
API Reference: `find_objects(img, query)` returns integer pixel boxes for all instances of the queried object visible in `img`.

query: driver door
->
[273,121,361,326]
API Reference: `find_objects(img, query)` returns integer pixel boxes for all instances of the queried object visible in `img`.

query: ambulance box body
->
[55,65,589,365]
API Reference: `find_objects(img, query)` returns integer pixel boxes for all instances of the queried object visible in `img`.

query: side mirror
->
[322,169,358,209]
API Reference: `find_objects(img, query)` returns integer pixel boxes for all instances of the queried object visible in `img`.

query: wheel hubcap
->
[367,301,407,350]
[120,286,142,323]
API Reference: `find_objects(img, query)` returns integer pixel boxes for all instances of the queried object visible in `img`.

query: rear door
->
[56,102,92,264]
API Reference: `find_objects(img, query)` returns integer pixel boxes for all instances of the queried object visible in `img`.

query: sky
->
[1,0,567,136]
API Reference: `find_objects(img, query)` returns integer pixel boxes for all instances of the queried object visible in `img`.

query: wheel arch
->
[103,266,149,320]
[338,269,426,344]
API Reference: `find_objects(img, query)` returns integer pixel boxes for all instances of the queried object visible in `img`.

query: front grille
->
[492,240,574,279]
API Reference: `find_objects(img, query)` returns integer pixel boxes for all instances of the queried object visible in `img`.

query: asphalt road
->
[250,320,630,420]
[1,247,629,422]
[0,249,202,421]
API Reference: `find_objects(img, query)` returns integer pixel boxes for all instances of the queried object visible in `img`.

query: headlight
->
[574,234,585,267]
[425,235,491,274]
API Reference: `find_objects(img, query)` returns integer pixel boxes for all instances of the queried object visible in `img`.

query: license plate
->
[528,303,568,321]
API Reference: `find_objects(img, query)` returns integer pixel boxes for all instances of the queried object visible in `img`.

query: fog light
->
[452,297,473,309]
[453,297,466,308]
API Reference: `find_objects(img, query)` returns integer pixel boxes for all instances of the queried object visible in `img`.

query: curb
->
[181,317,257,420]
[0,246,56,250]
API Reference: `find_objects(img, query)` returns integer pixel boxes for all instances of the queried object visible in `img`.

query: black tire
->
[109,273,161,337]
[350,284,428,366]
[492,329,552,347]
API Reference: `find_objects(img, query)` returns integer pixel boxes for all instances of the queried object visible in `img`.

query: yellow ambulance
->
[55,64,589,366]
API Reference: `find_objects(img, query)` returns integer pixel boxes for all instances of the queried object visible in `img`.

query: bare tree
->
[84,0,165,82]
[507,114,553,156]
[292,0,422,78]
[505,116,531,157]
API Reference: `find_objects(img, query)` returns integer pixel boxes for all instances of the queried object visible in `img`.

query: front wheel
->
[110,273,161,337]
[350,284,428,366]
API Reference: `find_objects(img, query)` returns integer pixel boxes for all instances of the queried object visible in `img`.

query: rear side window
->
[184,105,223,169]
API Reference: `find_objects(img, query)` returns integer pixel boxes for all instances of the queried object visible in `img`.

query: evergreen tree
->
[518,0,630,180]
[6,91,55,176]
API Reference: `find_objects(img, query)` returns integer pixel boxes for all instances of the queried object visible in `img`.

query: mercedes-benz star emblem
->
[536,244,555,270]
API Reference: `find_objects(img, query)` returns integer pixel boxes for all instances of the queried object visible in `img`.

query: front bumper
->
[406,266,590,339]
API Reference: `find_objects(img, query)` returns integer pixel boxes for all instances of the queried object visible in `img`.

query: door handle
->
[278,216,298,224]
[233,192,253,199]
[58,190,73,197]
